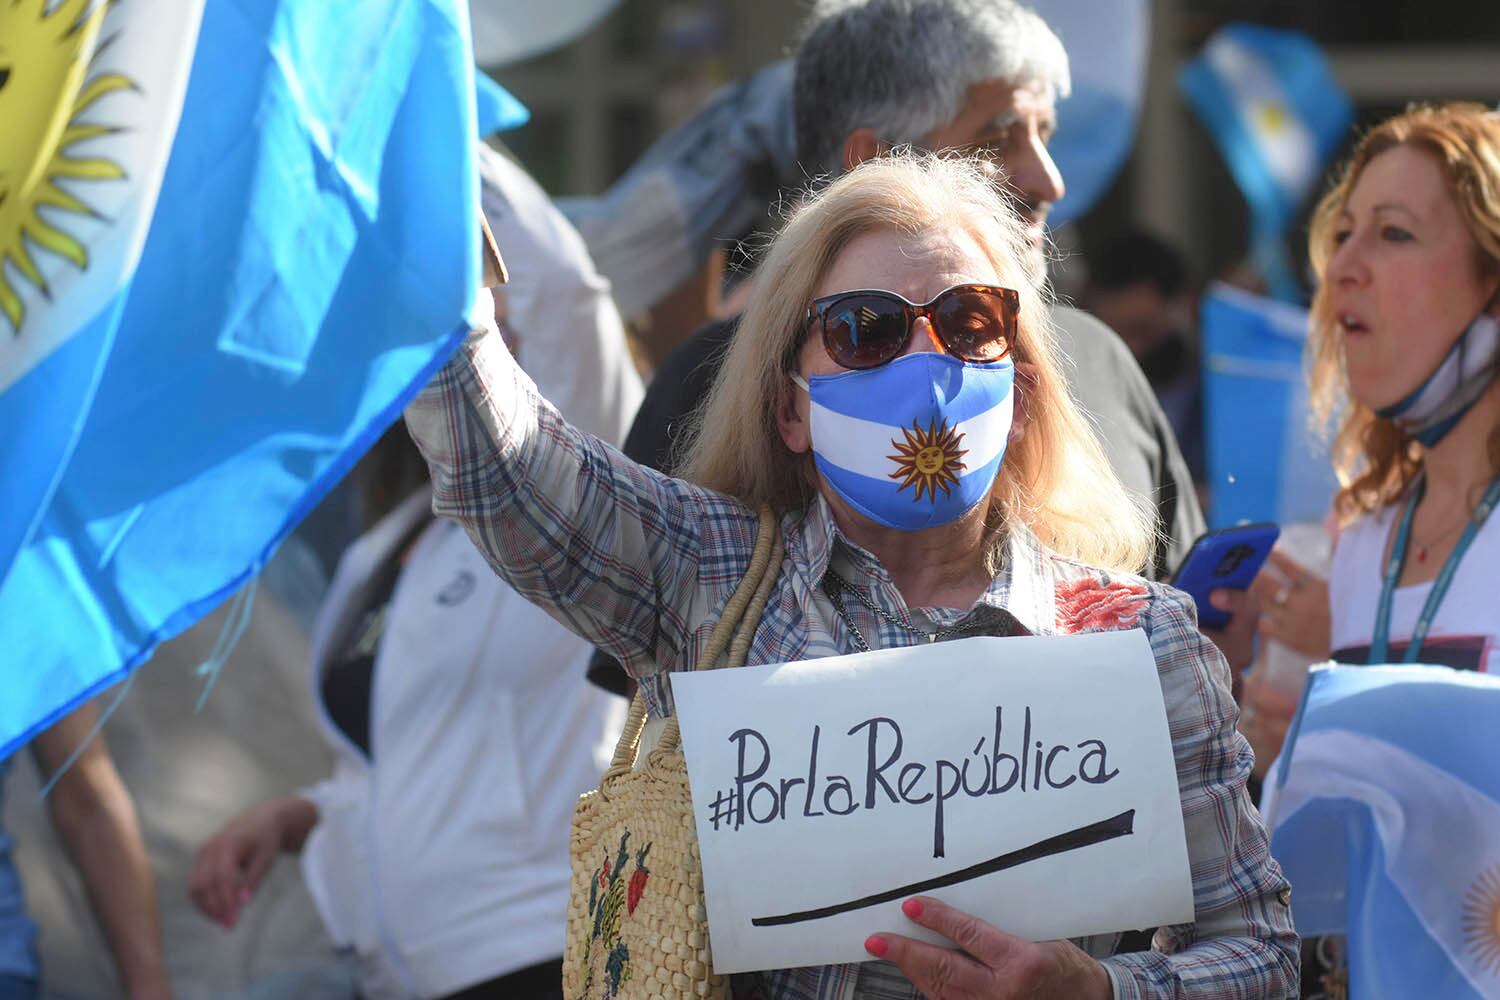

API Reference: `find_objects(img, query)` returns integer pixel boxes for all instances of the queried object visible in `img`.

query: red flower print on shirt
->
[1055,578,1150,634]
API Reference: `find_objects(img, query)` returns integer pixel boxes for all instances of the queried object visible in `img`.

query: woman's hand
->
[866,896,1111,1000]
[187,796,316,930]
[1250,550,1331,659]
[1201,588,1261,700]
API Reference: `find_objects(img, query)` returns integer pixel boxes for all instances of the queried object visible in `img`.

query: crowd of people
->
[4,1,1499,998]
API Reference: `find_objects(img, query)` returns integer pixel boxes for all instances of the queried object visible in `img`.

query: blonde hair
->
[679,151,1154,574]
[1307,102,1500,523]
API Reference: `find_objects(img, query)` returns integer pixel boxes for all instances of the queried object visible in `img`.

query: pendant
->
[1417,546,1428,563]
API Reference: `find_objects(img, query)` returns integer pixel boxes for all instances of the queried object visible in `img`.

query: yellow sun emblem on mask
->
[888,416,968,503]
[0,0,133,334]
[1463,864,1500,975]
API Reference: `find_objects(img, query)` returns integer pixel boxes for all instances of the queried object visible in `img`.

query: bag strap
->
[599,506,782,794]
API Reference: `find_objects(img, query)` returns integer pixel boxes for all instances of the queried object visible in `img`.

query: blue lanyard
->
[1368,471,1500,664]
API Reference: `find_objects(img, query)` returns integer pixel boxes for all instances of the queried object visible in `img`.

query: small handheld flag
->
[1179,24,1352,302]
[1199,282,1337,527]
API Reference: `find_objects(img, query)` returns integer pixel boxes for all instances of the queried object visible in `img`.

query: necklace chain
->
[1413,515,1470,549]
[822,570,977,652]
[1409,497,1486,561]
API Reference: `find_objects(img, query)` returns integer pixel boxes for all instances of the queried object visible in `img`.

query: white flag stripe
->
[1203,34,1318,201]
[808,394,1012,482]
[1272,729,1500,993]
[0,4,206,393]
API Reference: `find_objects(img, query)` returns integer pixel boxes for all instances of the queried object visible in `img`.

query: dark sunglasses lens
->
[934,290,1015,361]
[822,297,909,369]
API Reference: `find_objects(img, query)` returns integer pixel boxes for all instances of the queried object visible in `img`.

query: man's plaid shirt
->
[404,324,1299,999]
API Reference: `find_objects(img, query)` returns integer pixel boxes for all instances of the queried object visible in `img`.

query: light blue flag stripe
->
[1200,283,1336,527]
[475,72,529,135]
[808,361,1013,426]
[1266,666,1500,998]
[0,298,120,589]
[811,449,1005,507]
[0,0,479,760]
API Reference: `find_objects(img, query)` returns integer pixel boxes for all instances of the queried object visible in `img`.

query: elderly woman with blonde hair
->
[405,153,1297,998]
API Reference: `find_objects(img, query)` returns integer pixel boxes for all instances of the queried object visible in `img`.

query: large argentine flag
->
[0,0,481,758]
[1033,0,1148,227]
[1200,282,1337,528]
[1263,666,1500,998]
[1179,24,1352,301]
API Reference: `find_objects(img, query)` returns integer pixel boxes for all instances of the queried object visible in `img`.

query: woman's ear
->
[777,381,812,454]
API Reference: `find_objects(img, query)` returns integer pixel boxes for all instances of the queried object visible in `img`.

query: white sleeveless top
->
[1329,500,1500,672]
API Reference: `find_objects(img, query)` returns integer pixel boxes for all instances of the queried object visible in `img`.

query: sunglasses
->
[800,283,1020,371]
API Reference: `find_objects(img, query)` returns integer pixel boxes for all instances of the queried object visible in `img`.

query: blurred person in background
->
[1240,99,1500,1000]
[187,143,640,1000]
[1083,229,1206,488]
[2,704,170,1000]
[588,0,1247,701]
[1242,102,1500,760]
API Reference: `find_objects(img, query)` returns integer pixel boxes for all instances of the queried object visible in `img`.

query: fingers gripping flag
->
[0,0,482,758]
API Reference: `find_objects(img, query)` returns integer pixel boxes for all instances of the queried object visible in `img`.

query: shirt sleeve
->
[402,311,759,678]
[1099,586,1300,998]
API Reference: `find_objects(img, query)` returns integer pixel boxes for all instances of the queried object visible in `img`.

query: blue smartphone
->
[1169,522,1281,630]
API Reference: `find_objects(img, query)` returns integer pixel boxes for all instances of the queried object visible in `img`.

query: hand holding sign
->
[867,896,1111,1000]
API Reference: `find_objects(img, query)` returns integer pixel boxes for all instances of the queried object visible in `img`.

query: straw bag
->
[564,506,784,1000]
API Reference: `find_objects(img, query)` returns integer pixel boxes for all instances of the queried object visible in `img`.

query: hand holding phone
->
[1170,523,1281,630]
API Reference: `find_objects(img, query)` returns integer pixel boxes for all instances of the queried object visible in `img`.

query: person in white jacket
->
[186,143,641,999]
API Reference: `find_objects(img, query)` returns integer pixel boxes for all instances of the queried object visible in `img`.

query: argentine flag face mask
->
[791,352,1015,531]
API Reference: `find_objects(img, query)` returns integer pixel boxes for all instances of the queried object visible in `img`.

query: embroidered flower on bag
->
[627,843,652,915]
[582,831,653,999]
[1055,578,1151,633]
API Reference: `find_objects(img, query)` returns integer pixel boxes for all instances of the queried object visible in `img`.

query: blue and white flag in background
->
[1033,0,1149,227]
[1179,23,1352,302]
[0,0,482,759]
[1264,665,1500,999]
[1200,282,1337,528]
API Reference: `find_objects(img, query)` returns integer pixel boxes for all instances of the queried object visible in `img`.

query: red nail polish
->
[864,935,889,958]
[902,898,924,918]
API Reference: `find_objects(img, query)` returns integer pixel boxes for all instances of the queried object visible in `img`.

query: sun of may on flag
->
[0,0,484,759]
[1264,665,1500,999]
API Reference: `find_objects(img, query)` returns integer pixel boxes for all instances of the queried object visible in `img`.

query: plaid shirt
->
[404,325,1299,999]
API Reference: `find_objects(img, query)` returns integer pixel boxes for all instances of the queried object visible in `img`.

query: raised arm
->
[403,294,759,679]
[1100,588,1299,997]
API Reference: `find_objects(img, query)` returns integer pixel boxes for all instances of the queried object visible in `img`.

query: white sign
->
[671,630,1193,974]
